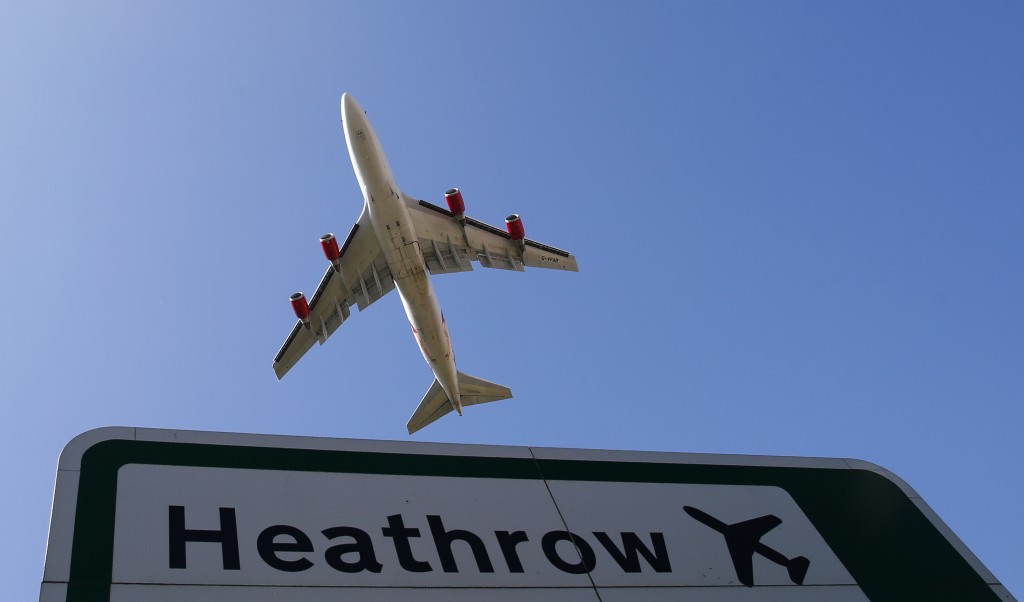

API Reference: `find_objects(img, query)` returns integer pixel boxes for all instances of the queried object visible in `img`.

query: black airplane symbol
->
[683,505,810,588]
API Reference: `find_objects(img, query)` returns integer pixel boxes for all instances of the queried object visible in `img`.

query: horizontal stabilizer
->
[455,371,513,407]
[407,379,452,435]
[787,555,810,585]
[406,372,513,434]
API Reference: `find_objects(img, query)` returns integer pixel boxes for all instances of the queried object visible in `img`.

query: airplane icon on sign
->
[683,505,810,588]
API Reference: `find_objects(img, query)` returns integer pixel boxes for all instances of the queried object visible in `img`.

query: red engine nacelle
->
[505,214,525,241]
[290,292,310,324]
[320,233,340,261]
[320,232,343,271]
[445,187,465,217]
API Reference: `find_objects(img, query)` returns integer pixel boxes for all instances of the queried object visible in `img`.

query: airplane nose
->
[341,92,361,123]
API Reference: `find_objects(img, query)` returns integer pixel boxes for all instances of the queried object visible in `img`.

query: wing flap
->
[349,254,395,311]
[419,236,474,275]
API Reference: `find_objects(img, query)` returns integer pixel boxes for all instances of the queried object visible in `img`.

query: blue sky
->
[3,1,1022,598]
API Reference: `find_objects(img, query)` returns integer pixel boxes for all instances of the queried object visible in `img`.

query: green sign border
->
[63,438,997,602]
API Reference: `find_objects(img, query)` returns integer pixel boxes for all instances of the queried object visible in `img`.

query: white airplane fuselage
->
[340,94,462,414]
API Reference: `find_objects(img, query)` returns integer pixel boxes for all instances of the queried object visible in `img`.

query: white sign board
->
[41,428,1013,601]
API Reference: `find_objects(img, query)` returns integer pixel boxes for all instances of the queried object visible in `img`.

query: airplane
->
[683,505,810,588]
[273,93,578,434]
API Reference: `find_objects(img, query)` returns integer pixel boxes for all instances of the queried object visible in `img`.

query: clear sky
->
[3,1,1022,599]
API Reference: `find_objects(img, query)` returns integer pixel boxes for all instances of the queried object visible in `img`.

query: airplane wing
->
[403,195,579,274]
[724,514,782,587]
[273,205,396,380]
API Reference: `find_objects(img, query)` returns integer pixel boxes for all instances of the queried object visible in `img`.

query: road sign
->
[41,428,1013,601]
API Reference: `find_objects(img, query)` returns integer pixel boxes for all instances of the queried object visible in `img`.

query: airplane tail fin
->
[406,372,512,434]
[787,556,810,585]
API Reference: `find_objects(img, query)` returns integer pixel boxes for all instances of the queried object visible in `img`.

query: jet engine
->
[445,188,465,218]
[320,233,343,271]
[290,292,311,327]
[505,214,526,253]
[505,214,525,240]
